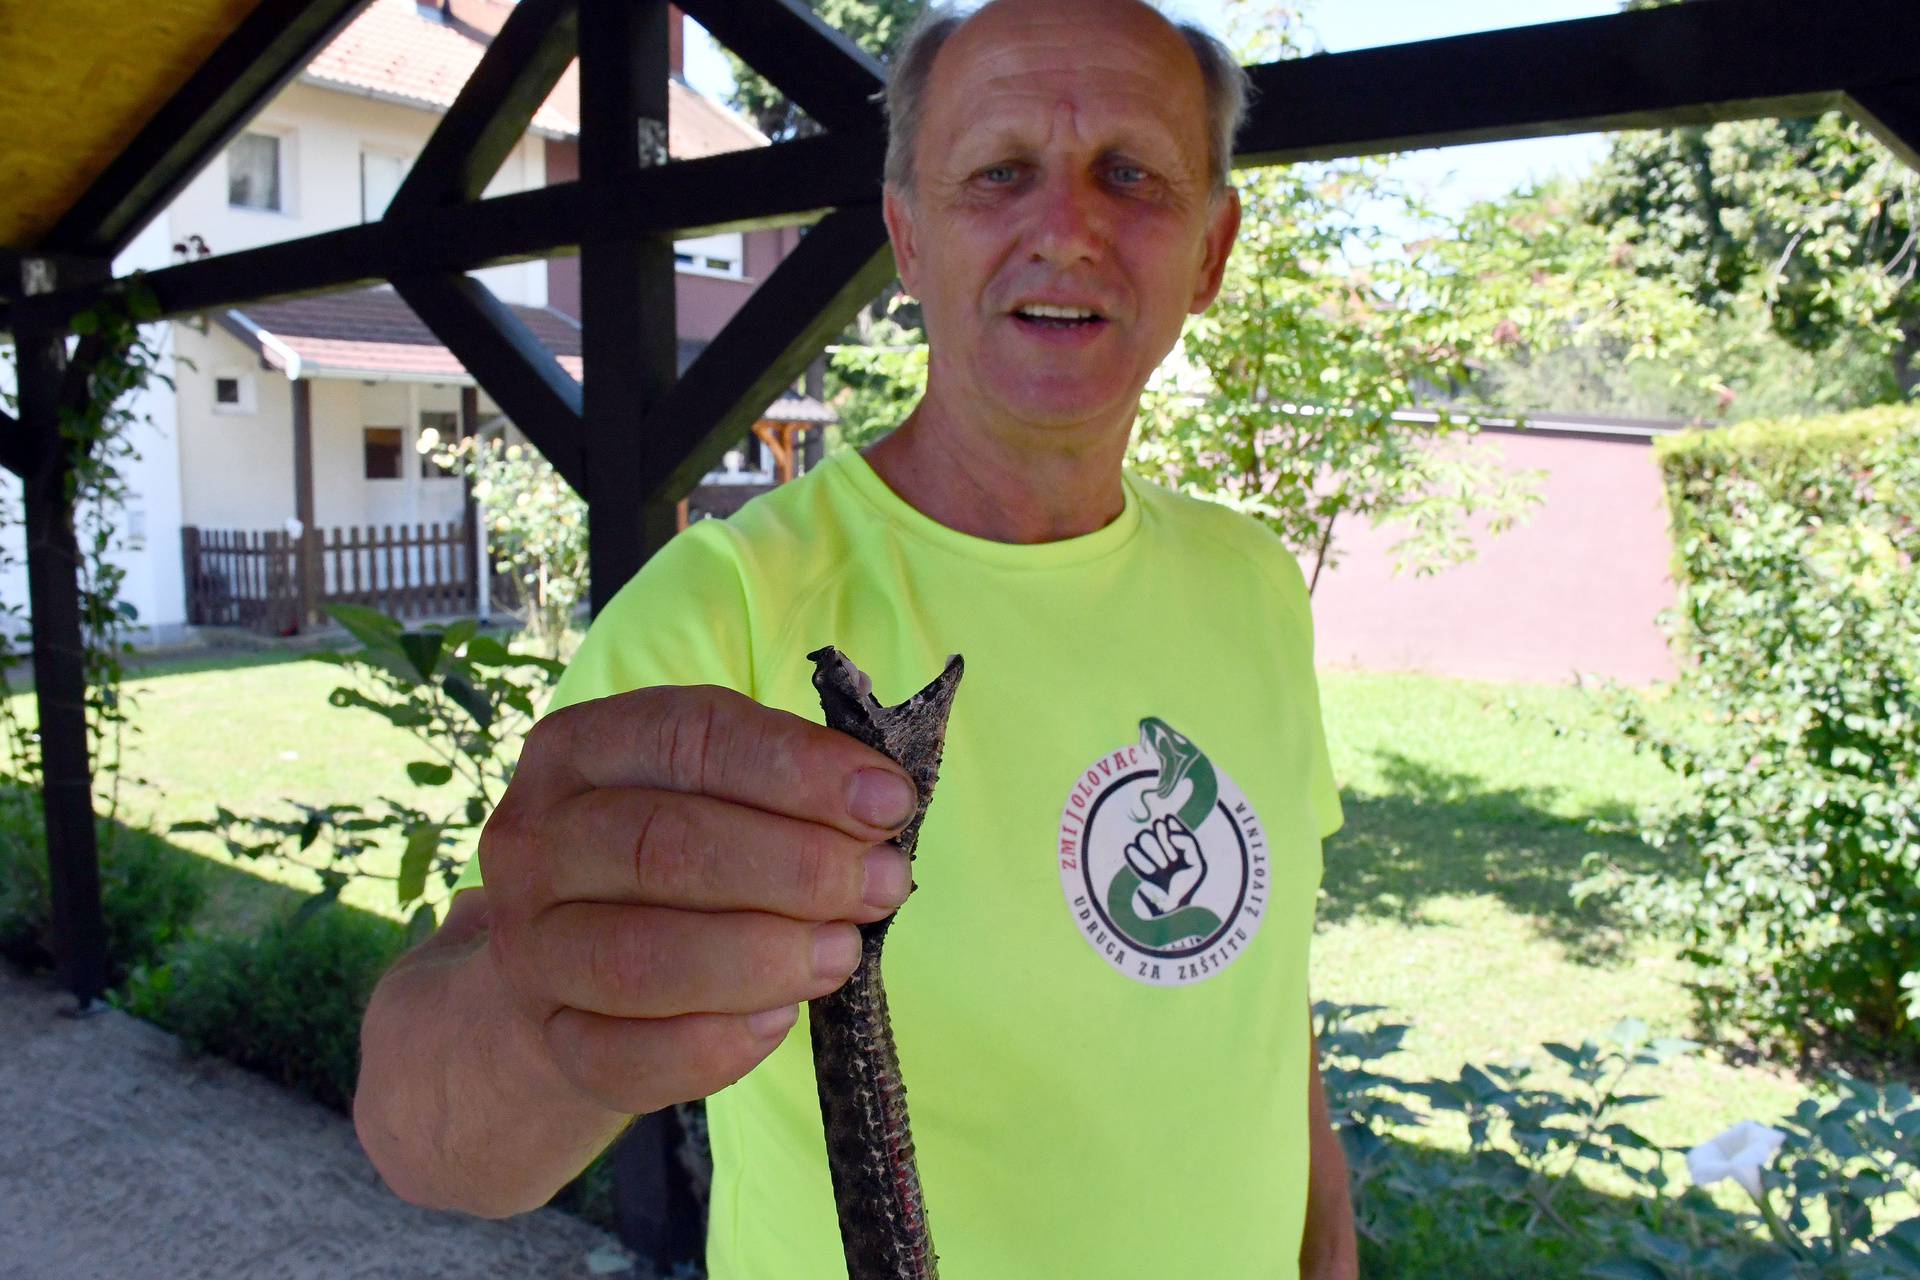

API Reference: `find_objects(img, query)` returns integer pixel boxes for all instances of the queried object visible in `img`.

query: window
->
[361,151,408,222]
[228,132,285,212]
[673,231,745,279]
[211,371,256,414]
[419,411,459,478]
[364,427,403,479]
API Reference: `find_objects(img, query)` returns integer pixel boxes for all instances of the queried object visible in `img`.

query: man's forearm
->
[1300,1033,1359,1278]
[353,899,633,1218]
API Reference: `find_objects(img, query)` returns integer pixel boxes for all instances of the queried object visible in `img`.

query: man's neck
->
[861,394,1132,545]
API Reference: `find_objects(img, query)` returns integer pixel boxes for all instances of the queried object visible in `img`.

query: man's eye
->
[978,164,1019,184]
[1109,164,1149,185]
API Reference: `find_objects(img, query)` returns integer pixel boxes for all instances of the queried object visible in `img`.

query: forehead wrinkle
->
[929,53,1203,178]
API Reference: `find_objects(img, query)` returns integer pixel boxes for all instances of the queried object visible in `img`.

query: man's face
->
[884,0,1240,436]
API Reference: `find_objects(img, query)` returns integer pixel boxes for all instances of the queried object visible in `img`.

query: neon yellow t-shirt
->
[459,449,1342,1278]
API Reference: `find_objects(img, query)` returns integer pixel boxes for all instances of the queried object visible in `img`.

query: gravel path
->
[0,964,647,1280]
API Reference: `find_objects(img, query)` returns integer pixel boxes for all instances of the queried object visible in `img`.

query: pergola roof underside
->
[0,0,774,255]
[0,0,260,249]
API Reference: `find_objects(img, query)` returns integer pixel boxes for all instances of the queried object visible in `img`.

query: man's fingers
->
[525,685,919,838]
[540,788,911,923]
[520,902,862,1018]
[543,1006,800,1115]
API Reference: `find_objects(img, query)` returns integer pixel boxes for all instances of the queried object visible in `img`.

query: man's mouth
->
[1011,303,1106,329]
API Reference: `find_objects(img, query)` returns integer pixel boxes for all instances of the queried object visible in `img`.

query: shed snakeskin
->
[807,646,964,1280]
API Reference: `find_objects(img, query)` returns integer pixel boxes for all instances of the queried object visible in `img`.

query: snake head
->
[1139,716,1200,802]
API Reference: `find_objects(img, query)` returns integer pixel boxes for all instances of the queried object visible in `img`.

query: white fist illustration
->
[1125,815,1207,918]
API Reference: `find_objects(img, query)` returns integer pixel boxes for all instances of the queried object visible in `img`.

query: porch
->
[188,286,831,635]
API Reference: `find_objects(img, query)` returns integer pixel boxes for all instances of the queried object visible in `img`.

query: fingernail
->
[862,847,913,909]
[746,1005,798,1039]
[848,768,917,829]
[813,924,861,980]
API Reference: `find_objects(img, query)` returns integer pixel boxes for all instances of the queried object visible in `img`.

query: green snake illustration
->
[1107,718,1224,948]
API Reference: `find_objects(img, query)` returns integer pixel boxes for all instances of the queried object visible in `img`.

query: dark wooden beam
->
[388,0,579,213]
[17,316,110,1008]
[579,0,680,615]
[638,204,894,504]
[576,2,696,1262]
[0,249,119,307]
[675,0,885,133]
[1847,80,1920,175]
[4,132,887,336]
[0,406,27,479]
[1234,0,1920,167]
[391,274,585,491]
[34,0,369,258]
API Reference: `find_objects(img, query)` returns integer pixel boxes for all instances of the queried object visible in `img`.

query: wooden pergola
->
[2,0,1917,1262]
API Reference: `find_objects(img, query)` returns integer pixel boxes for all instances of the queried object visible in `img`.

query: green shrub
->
[1318,1003,1920,1278]
[0,793,205,984]
[1581,407,1920,1060]
[116,898,617,1230]
[120,903,408,1113]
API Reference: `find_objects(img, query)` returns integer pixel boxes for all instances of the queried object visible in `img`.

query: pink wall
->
[1307,427,1679,686]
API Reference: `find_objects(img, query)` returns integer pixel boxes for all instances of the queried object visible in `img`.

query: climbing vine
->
[0,277,172,842]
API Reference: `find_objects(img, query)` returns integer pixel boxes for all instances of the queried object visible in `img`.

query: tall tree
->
[1579,0,1920,400]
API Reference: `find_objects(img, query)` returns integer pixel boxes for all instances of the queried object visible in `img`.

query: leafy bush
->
[422,431,586,656]
[177,606,563,937]
[1320,1003,1703,1271]
[1317,1002,1920,1279]
[118,903,408,1112]
[1579,407,1920,1060]
[0,792,204,983]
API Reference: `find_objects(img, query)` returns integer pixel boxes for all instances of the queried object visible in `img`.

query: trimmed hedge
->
[0,792,205,986]
[1595,405,1920,1059]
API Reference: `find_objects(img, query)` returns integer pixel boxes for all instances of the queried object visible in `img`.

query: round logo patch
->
[1057,718,1270,987]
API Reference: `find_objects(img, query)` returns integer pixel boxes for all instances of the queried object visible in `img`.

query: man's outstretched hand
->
[474,684,922,1116]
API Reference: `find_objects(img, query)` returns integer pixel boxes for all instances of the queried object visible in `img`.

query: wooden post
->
[291,378,316,631]
[578,2,702,1267]
[18,315,109,1009]
[460,385,480,614]
[580,0,680,616]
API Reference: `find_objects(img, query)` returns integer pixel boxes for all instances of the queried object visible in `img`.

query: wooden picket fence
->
[182,523,481,635]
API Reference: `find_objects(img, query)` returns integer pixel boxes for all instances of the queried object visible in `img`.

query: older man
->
[354,1,1357,1275]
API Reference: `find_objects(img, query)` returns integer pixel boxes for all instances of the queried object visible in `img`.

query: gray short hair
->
[880,3,1251,194]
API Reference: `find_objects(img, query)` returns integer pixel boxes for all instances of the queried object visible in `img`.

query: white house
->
[2,0,829,645]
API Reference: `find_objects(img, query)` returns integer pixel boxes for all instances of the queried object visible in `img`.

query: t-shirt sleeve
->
[452,519,755,895]
[1260,530,1345,842]
[1307,688,1344,841]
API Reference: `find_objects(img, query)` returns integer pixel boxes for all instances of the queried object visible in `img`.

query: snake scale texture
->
[808,646,965,1280]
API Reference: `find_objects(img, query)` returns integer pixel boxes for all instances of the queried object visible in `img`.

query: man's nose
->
[1025,172,1109,267]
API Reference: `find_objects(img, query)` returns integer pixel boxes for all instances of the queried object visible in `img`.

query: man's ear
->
[882,185,921,297]
[1189,186,1242,314]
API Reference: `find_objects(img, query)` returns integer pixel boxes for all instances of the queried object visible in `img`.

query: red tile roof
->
[216,288,836,426]
[221,286,583,382]
[303,0,767,157]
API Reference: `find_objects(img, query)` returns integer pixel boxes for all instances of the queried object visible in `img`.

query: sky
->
[681,0,1625,216]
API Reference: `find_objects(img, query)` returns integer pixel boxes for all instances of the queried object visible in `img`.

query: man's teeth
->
[1018,304,1098,320]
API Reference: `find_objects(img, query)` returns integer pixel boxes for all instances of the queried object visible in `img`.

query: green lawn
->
[1310,672,1808,1198]
[13,652,1817,1194]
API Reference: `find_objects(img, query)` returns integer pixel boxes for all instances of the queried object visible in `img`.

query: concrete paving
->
[0,964,649,1280]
